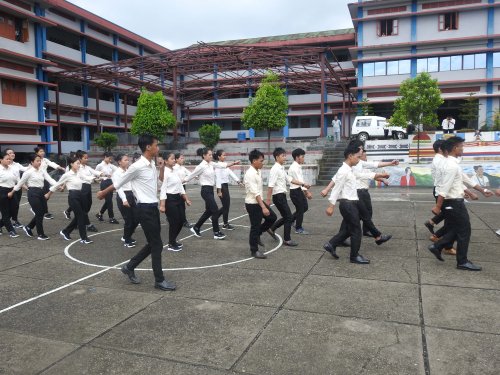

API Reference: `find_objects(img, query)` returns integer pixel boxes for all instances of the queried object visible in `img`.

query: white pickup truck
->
[350,116,407,142]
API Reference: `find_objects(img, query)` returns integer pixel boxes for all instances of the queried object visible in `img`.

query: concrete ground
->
[0,185,499,375]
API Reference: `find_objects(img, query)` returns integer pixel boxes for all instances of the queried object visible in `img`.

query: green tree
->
[390,72,444,163]
[358,98,373,115]
[241,71,288,158]
[459,93,480,129]
[131,88,176,140]
[94,132,118,152]
[198,123,222,149]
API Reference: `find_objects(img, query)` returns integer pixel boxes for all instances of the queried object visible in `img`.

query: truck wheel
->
[357,132,369,142]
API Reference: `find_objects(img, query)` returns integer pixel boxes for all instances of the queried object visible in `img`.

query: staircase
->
[315,140,348,185]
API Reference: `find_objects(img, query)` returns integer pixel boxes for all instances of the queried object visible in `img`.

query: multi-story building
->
[0,0,167,154]
[349,0,500,128]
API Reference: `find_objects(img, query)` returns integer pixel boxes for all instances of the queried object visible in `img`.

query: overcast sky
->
[68,0,354,50]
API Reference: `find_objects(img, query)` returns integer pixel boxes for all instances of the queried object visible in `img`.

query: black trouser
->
[290,188,308,229]
[165,193,186,245]
[431,187,445,226]
[217,183,231,225]
[357,189,381,237]
[182,184,190,225]
[99,179,114,218]
[127,204,165,283]
[434,199,471,265]
[43,180,52,214]
[11,189,22,222]
[116,191,139,243]
[329,200,362,259]
[195,185,220,232]
[66,183,92,224]
[0,186,16,232]
[270,192,293,241]
[65,190,87,240]
[26,187,47,236]
[245,202,277,253]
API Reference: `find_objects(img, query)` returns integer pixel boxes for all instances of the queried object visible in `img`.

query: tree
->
[131,88,176,140]
[459,93,480,129]
[198,123,221,149]
[358,98,373,115]
[389,72,444,163]
[94,132,118,152]
[241,71,288,158]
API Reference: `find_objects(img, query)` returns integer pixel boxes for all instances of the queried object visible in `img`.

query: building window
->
[493,52,500,68]
[427,58,439,72]
[387,60,399,75]
[475,53,486,69]
[363,62,375,77]
[1,79,27,106]
[463,54,475,69]
[377,19,398,37]
[439,56,451,71]
[374,62,386,76]
[439,12,458,31]
[450,55,462,70]
[0,12,29,42]
[399,60,411,74]
[417,59,427,73]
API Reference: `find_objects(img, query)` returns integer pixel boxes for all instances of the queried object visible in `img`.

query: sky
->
[68,0,354,50]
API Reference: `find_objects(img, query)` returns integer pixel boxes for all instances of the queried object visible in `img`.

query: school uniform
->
[40,158,62,218]
[160,166,186,247]
[268,162,294,242]
[288,161,308,231]
[96,161,118,219]
[10,161,28,225]
[215,165,240,226]
[114,167,139,246]
[430,153,447,227]
[0,164,18,233]
[173,164,192,227]
[353,160,382,237]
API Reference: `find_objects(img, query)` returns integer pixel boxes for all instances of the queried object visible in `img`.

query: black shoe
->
[123,242,136,248]
[213,231,226,240]
[375,234,392,245]
[63,210,71,220]
[13,221,23,229]
[350,255,370,264]
[167,243,183,252]
[23,226,34,238]
[424,221,435,235]
[457,261,482,271]
[428,245,444,262]
[60,230,71,241]
[183,222,193,229]
[222,223,235,231]
[87,225,98,232]
[154,279,176,291]
[95,213,104,222]
[252,250,267,259]
[190,226,201,238]
[267,228,278,241]
[363,232,374,238]
[109,218,119,224]
[37,234,49,240]
[44,213,54,220]
[9,231,19,238]
[284,240,299,247]
[80,238,93,245]
[121,265,140,284]
[323,243,339,259]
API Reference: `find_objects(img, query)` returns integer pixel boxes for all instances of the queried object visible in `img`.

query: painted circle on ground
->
[64,224,283,271]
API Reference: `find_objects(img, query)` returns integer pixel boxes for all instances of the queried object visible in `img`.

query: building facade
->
[349,0,500,128]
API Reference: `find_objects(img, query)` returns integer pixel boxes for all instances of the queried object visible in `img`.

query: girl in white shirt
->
[0,151,19,237]
[96,152,119,224]
[46,155,95,244]
[5,148,28,228]
[9,153,57,240]
[160,152,192,251]
[213,149,242,231]
[174,152,193,228]
[34,146,65,220]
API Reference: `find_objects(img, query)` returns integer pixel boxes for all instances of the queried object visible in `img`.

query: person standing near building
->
[159,152,192,252]
[214,149,243,231]
[0,151,20,238]
[244,149,277,259]
[34,147,65,220]
[288,148,312,234]
[428,136,493,271]
[113,153,139,248]
[8,153,57,240]
[332,115,342,142]
[266,147,310,247]
[97,134,176,291]
[5,148,28,229]
[441,115,455,134]
[96,152,119,224]
[471,165,489,188]
[174,153,193,229]
[184,148,240,240]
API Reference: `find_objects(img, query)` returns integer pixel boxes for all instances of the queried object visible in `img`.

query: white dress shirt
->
[215,167,240,189]
[0,165,18,188]
[40,158,61,172]
[96,161,117,180]
[173,164,190,182]
[13,168,56,191]
[437,156,466,199]
[112,167,132,202]
[10,162,28,179]
[328,162,375,205]
[79,165,101,185]
[353,160,380,190]
[288,161,307,190]
[50,170,93,192]
[244,166,263,204]
[160,167,186,200]
[113,156,158,204]
[268,162,292,195]
[441,118,455,131]
[185,160,228,186]
[431,153,446,187]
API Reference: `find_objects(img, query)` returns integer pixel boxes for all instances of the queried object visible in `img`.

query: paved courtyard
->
[0,186,499,375]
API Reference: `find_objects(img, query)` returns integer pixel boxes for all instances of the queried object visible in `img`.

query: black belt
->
[137,202,158,208]
[444,198,464,202]
[337,199,357,203]
[357,188,368,191]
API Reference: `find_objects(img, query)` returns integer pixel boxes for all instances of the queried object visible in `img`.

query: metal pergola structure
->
[49,43,355,153]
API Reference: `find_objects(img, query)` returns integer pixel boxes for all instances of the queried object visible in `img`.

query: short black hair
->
[348,139,364,151]
[103,151,113,158]
[343,144,361,159]
[66,155,79,167]
[115,153,127,163]
[433,139,444,153]
[28,153,40,163]
[473,165,482,171]
[249,149,264,163]
[174,152,182,160]
[213,149,224,161]
[292,148,305,160]
[273,147,286,160]
[443,136,464,153]
[196,147,211,158]
[138,134,157,153]
[76,150,87,159]
[34,146,44,154]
